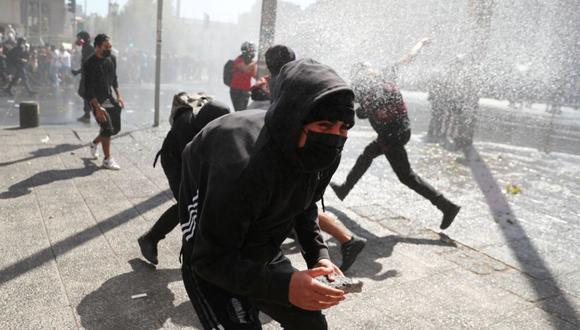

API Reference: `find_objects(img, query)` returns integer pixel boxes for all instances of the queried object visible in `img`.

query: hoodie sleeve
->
[294,203,330,268]
[294,158,340,268]
[182,158,293,306]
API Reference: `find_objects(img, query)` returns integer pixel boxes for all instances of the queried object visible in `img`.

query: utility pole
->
[256,0,277,78]
[153,0,163,127]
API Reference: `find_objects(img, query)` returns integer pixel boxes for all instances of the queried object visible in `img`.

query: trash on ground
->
[505,184,522,195]
[131,293,147,299]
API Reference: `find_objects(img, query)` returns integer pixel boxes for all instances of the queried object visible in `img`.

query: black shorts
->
[96,107,121,137]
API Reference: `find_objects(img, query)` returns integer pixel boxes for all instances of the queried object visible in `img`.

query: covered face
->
[265,58,355,172]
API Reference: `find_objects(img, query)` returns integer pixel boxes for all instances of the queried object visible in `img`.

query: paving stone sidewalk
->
[0,125,578,329]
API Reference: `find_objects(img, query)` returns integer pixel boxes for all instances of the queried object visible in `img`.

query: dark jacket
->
[76,43,95,98]
[7,46,28,70]
[82,54,118,104]
[353,73,410,145]
[179,58,354,306]
[158,100,230,198]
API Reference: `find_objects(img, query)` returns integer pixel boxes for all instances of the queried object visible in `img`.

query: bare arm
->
[397,38,431,66]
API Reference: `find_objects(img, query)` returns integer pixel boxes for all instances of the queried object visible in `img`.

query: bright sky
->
[86,0,317,23]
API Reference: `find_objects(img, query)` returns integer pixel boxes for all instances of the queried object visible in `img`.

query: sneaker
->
[138,234,159,265]
[340,234,367,272]
[102,158,120,170]
[440,203,461,230]
[89,141,99,159]
[77,114,90,123]
[330,182,348,201]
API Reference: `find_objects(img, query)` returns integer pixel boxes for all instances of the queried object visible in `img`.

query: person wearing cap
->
[179,58,354,329]
[137,94,230,265]
[230,41,257,111]
[72,31,95,123]
[330,67,461,230]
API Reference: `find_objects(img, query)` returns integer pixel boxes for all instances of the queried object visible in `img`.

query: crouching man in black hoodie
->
[179,59,355,330]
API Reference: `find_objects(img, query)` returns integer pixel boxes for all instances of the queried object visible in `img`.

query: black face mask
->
[297,131,346,172]
[102,49,112,57]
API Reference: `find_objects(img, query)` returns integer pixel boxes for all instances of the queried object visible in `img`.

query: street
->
[1,85,579,328]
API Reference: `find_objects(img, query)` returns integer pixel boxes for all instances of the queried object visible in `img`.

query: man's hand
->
[94,107,108,124]
[288,266,345,311]
[117,97,125,109]
[315,259,344,280]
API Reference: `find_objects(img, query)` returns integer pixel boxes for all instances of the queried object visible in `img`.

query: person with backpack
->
[137,93,230,265]
[330,65,461,230]
[228,41,257,111]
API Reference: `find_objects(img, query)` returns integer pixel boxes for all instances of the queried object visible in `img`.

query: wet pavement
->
[1,85,579,329]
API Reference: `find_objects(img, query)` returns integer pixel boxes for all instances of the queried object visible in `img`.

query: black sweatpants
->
[146,152,181,241]
[347,130,442,204]
[182,256,327,330]
[230,88,250,111]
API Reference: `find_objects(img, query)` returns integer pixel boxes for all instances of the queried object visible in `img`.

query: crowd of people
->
[131,40,462,329]
[0,34,79,96]
[3,27,465,328]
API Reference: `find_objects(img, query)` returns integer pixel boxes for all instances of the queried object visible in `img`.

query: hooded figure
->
[138,98,230,266]
[179,58,354,330]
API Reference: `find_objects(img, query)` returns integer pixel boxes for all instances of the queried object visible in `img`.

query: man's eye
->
[318,123,333,129]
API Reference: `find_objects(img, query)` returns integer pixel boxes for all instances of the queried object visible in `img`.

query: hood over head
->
[193,100,231,135]
[265,44,296,77]
[265,58,354,156]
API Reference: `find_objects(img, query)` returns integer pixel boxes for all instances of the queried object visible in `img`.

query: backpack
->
[223,59,234,86]
[154,92,213,168]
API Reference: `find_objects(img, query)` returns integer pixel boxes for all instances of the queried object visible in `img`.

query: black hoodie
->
[158,100,230,198]
[179,59,354,306]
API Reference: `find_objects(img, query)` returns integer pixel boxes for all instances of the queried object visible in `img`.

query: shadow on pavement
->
[77,258,199,329]
[460,145,579,327]
[324,207,456,281]
[0,190,170,287]
[0,158,99,199]
[0,143,82,167]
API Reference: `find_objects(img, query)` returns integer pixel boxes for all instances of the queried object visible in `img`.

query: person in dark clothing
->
[179,59,355,330]
[138,93,230,265]
[425,70,450,143]
[4,37,35,96]
[84,34,124,170]
[0,44,8,84]
[248,44,366,272]
[330,67,461,230]
[230,41,257,111]
[72,31,95,123]
[247,44,296,109]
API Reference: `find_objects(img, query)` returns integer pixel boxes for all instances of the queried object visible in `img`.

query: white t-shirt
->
[60,50,71,68]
